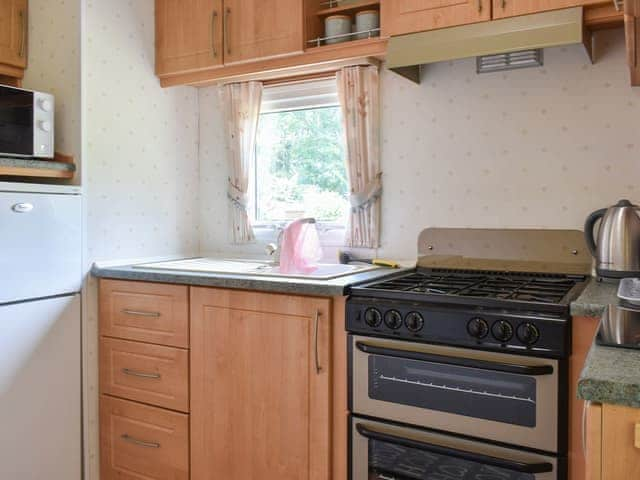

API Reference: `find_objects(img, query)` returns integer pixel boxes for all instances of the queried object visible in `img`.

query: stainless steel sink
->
[133,257,379,280]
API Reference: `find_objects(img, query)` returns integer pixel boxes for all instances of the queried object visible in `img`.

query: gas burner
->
[351,268,586,311]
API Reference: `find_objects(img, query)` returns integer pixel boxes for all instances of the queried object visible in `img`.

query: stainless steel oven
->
[351,417,563,480]
[349,335,561,453]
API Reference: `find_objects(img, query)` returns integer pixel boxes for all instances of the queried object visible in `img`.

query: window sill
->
[253,222,346,247]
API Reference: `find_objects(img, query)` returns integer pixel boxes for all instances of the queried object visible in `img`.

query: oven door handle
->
[355,342,554,376]
[355,424,554,474]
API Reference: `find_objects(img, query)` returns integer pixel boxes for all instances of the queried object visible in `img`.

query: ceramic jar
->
[354,10,380,40]
[325,14,351,44]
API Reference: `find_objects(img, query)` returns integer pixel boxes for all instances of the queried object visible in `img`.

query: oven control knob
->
[492,320,514,343]
[404,312,424,333]
[384,310,403,330]
[517,322,540,346]
[363,308,382,327]
[467,317,489,339]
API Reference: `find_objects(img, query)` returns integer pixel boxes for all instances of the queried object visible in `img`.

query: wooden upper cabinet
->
[384,0,491,36]
[0,0,27,71]
[190,288,331,480]
[222,0,303,64]
[155,0,223,77]
[492,0,604,19]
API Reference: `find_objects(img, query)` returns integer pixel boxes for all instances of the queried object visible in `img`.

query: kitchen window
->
[250,79,349,231]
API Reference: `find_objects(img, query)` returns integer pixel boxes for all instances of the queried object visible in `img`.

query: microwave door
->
[0,89,34,157]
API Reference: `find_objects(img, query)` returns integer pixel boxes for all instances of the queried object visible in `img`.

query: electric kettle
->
[584,199,640,278]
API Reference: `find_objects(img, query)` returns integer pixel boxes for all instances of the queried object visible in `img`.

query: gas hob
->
[350,268,588,314]
[347,268,589,359]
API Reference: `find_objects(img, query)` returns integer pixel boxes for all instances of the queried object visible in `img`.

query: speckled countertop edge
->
[573,278,640,408]
[91,263,408,297]
[570,278,619,318]
[578,341,640,408]
[0,157,76,171]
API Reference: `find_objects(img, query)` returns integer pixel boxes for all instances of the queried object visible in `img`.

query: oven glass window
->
[368,438,534,480]
[369,355,536,427]
[0,89,33,156]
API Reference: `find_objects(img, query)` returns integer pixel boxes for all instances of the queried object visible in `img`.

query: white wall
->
[82,1,200,477]
[198,28,640,259]
[23,0,82,183]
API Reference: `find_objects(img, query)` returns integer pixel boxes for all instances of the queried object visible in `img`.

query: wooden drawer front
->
[100,338,189,412]
[100,395,189,480]
[100,280,189,348]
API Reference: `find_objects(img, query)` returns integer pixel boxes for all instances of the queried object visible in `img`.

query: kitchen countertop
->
[0,156,76,173]
[91,262,408,297]
[578,341,640,409]
[574,279,640,408]
[570,278,619,318]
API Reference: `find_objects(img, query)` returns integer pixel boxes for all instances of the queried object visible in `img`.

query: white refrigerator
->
[0,182,82,480]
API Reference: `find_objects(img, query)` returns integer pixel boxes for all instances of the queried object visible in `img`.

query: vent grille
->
[476,49,544,74]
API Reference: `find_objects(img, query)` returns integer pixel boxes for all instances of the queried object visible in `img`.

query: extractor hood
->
[386,7,584,83]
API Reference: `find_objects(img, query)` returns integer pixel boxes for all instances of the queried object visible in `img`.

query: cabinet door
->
[492,0,603,19]
[155,0,223,77]
[602,404,640,479]
[222,0,303,65]
[190,288,331,480]
[384,0,491,36]
[0,0,27,69]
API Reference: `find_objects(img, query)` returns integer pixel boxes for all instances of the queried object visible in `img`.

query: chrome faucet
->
[265,218,317,265]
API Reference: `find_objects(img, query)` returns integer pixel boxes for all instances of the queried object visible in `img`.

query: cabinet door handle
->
[635,423,640,449]
[121,309,161,318]
[477,0,483,13]
[121,434,160,449]
[314,310,322,374]
[18,10,26,58]
[501,0,507,8]
[224,7,231,55]
[122,368,161,380]
[211,10,218,57]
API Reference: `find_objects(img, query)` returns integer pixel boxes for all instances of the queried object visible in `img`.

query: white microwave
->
[0,85,54,158]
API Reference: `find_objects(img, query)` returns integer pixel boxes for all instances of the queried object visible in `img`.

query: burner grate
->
[363,270,581,305]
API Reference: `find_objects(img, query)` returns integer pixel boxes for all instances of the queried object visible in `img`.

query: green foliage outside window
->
[254,106,349,223]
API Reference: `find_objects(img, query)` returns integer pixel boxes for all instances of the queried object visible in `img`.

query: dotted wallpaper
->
[82,1,200,477]
[199,28,640,259]
[23,0,81,184]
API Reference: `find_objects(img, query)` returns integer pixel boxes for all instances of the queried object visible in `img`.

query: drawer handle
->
[121,434,160,449]
[121,309,161,318]
[122,368,161,380]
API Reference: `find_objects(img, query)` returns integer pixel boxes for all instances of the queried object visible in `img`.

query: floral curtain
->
[336,65,382,248]
[222,81,263,243]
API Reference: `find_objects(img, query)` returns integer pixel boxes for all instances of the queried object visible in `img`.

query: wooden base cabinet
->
[100,395,190,480]
[190,287,332,480]
[569,316,601,480]
[99,279,191,480]
[585,402,640,480]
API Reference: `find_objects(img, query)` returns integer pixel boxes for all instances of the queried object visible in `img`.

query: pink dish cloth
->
[278,219,322,274]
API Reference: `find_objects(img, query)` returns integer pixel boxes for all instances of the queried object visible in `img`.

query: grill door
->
[350,335,560,453]
[352,417,560,480]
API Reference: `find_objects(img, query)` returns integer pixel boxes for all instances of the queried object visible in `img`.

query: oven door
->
[350,335,560,453]
[0,87,34,157]
[351,416,561,480]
